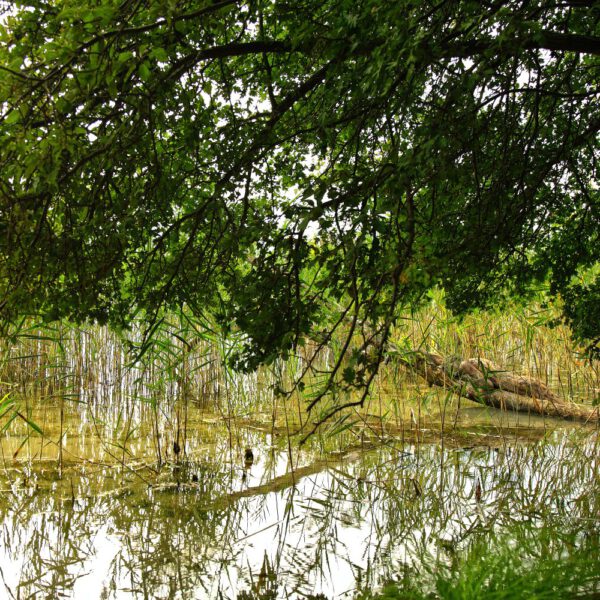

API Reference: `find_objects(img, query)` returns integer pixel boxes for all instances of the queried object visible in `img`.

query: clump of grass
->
[364,525,600,600]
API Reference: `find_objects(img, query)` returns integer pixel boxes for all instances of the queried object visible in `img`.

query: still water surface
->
[0,403,598,598]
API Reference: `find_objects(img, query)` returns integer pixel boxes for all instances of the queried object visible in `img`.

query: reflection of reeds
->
[0,430,597,598]
[0,296,597,598]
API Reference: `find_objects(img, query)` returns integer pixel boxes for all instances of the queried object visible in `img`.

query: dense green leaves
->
[0,0,599,369]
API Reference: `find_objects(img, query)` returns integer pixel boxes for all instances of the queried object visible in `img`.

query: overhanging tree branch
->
[445,31,600,58]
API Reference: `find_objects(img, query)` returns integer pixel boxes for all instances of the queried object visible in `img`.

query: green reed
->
[364,524,600,600]
[0,289,598,457]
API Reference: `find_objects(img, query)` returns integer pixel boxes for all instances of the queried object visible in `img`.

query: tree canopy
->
[0,0,599,378]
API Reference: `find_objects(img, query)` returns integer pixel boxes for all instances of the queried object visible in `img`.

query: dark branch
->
[445,31,600,58]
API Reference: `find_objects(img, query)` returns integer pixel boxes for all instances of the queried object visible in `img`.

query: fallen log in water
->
[397,351,599,423]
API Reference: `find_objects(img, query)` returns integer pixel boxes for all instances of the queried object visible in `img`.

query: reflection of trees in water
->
[0,432,597,598]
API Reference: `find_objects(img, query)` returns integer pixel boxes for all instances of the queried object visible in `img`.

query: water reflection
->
[0,426,598,599]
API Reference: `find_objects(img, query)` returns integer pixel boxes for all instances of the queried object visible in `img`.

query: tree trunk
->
[398,351,599,423]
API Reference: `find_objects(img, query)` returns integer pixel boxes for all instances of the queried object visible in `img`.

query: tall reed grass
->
[0,290,597,447]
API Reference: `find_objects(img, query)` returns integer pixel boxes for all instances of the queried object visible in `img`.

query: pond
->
[0,401,598,599]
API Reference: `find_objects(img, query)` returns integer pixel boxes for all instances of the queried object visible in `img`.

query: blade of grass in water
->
[363,525,600,600]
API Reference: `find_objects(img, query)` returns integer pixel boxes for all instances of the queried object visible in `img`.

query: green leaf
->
[4,110,20,124]
[118,51,134,63]
[16,411,44,435]
[138,61,151,81]
[150,47,169,62]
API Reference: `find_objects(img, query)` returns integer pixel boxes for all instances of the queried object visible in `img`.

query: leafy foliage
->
[0,0,598,379]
